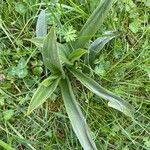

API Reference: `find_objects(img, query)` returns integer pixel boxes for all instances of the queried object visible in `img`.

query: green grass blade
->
[28,75,60,114]
[43,27,65,77]
[36,10,47,37]
[0,140,15,150]
[60,78,97,150]
[73,0,112,49]
[69,68,134,117]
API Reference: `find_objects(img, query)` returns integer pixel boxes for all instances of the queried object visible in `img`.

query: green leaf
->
[60,78,97,150]
[28,75,60,114]
[33,67,43,76]
[28,37,44,48]
[129,20,141,33]
[69,68,133,117]
[73,0,112,49]
[87,35,115,66]
[68,49,88,63]
[3,109,14,121]
[17,68,28,78]
[58,43,73,65]
[0,140,15,150]
[43,28,65,78]
[14,58,28,78]
[36,10,47,37]
[15,2,27,15]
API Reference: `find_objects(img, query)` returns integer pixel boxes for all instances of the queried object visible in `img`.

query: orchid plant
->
[28,0,134,149]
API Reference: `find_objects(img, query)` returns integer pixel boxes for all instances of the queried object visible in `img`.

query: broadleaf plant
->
[28,0,134,149]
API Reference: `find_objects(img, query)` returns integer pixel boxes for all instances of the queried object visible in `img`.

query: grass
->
[0,0,150,149]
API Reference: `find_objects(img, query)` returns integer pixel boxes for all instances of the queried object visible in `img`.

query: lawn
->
[0,0,150,150]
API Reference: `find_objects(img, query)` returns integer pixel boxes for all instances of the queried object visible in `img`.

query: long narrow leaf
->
[88,35,115,66]
[68,49,87,63]
[60,78,97,150]
[0,140,15,150]
[28,75,60,114]
[36,10,47,37]
[69,68,133,117]
[43,28,65,77]
[27,37,44,48]
[73,0,112,49]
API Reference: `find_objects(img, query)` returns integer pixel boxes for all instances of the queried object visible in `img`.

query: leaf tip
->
[108,100,134,118]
